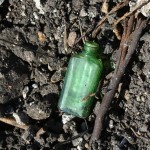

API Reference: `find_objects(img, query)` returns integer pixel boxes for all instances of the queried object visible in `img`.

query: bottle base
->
[58,106,88,119]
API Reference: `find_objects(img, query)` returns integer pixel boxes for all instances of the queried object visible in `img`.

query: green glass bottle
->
[58,41,103,118]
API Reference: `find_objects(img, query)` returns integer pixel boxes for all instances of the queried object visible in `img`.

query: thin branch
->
[63,24,68,52]
[0,117,29,130]
[113,0,149,39]
[90,17,148,145]
[92,0,129,38]
[114,1,149,27]
[79,19,85,43]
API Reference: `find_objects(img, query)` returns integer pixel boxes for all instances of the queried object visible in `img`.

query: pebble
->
[62,113,75,124]
[33,0,45,14]
[26,96,51,120]
[84,143,89,149]
[124,90,130,101]
[51,68,64,83]
[69,13,77,21]
[22,86,29,99]
[13,112,29,125]
[88,6,98,18]
[0,0,4,5]
[32,83,38,89]
[72,137,83,147]
[80,7,88,17]
[83,133,90,141]
[129,0,150,17]
[109,120,114,129]
[136,95,141,102]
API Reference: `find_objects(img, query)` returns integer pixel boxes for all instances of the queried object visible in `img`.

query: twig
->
[74,29,89,45]
[90,17,148,145]
[113,0,149,39]
[114,0,149,26]
[122,122,149,141]
[82,93,96,101]
[0,117,29,130]
[116,15,135,73]
[92,0,129,38]
[78,19,85,43]
[63,24,68,52]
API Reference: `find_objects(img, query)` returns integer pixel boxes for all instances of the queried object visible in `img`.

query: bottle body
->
[58,42,103,118]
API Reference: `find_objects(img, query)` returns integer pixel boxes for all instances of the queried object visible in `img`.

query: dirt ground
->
[0,0,149,150]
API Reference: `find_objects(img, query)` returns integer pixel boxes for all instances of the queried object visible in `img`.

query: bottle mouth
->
[83,41,100,53]
[84,41,99,49]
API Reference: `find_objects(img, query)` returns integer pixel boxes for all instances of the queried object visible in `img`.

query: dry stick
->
[78,19,85,43]
[74,29,90,45]
[113,0,149,39]
[63,24,68,52]
[92,0,129,38]
[115,0,149,26]
[0,117,29,130]
[115,18,128,74]
[117,15,135,71]
[90,18,148,144]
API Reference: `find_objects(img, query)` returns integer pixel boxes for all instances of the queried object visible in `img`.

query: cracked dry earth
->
[0,0,149,150]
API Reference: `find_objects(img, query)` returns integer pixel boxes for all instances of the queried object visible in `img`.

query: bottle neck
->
[81,41,100,58]
[81,49,99,57]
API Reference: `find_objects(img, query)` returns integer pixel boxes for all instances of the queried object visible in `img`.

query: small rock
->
[129,0,150,17]
[38,31,46,43]
[101,1,108,14]
[109,120,114,129]
[13,112,29,125]
[0,0,4,5]
[57,134,65,142]
[24,51,35,64]
[83,133,90,141]
[0,72,4,79]
[26,101,51,120]
[88,6,98,18]
[31,68,48,85]
[90,0,101,5]
[51,68,65,83]
[85,143,89,149]
[139,124,148,132]
[68,32,77,47]
[72,136,83,147]
[141,96,145,102]
[33,12,39,20]
[80,7,88,17]
[125,90,130,101]
[136,95,141,102]
[107,14,116,24]
[21,127,36,143]
[22,86,29,99]
[33,0,45,14]
[69,13,77,21]
[34,137,45,146]
[62,113,75,124]
[26,93,51,120]
[40,83,58,96]
[32,83,38,89]
[77,144,83,150]
[72,0,83,11]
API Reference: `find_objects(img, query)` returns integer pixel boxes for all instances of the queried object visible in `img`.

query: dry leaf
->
[67,31,77,47]
[101,1,108,14]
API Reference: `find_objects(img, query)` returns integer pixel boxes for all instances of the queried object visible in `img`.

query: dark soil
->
[0,0,149,150]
